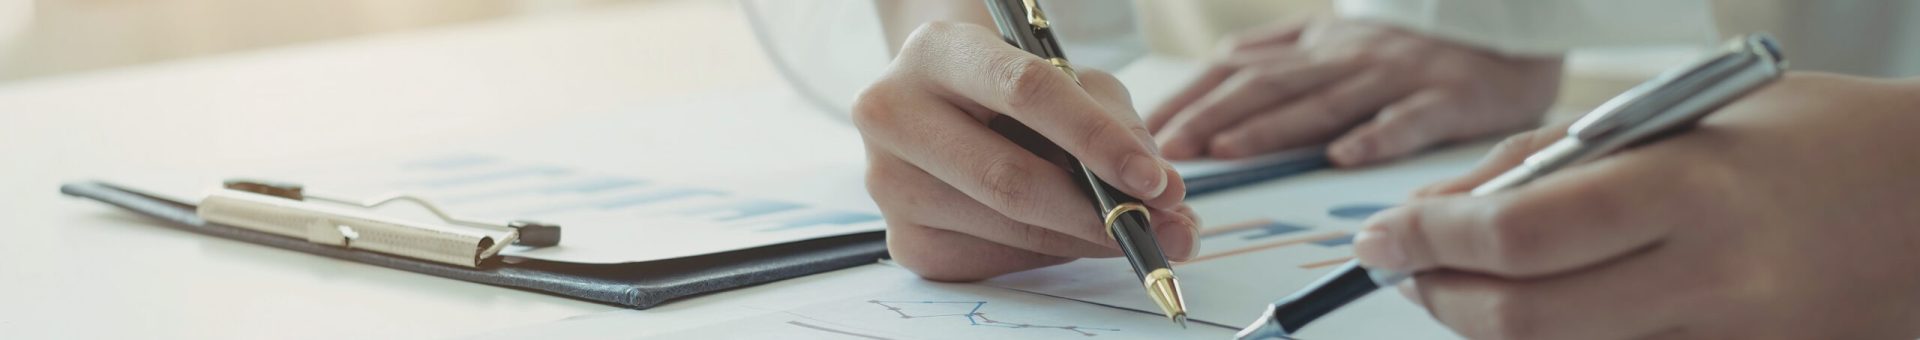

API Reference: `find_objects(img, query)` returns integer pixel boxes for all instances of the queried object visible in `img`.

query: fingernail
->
[1121,154,1168,198]
[1352,226,1407,270]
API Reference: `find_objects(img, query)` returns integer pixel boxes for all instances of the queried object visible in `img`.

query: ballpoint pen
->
[1236,33,1788,339]
[982,0,1189,327]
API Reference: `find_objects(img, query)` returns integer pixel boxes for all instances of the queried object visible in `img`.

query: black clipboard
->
[60,180,888,309]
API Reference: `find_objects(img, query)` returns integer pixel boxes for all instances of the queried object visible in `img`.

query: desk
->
[0,1,774,338]
[0,1,1679,337]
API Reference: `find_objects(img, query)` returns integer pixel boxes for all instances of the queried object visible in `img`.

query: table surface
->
[0,1,1674,337]
[0,1,783,338]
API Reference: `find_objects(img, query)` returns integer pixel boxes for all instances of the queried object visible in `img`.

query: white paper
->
[989,141,1497,339]
[244,154,887,264]
[470,265,1233,340]
[142,89,887,264]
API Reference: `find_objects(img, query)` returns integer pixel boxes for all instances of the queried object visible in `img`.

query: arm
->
[874,0,995,56]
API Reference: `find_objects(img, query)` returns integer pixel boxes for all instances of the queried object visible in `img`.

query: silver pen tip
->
[1234,309,1291,340]
[1174,314,1187,329]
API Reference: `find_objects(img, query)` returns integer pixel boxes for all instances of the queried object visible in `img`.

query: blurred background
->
[1,0,1914,85]
[0,0,639,82]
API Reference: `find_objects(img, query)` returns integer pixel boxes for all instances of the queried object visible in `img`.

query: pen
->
[1236,33,1787,339]
[983,0,1188,327]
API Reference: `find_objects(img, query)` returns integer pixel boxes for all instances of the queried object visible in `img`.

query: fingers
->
[899,22,1175,201]
[1147,45,1322,134]
[867,153,1122,259]
[1326,90,1454,167]
[887,221,1075,282]
[1352,149,1700,278]
[1154,55,1361,160]
[1412,242,1697,340]
[1079,69,1188,207]
[1413,125,1568,197]
[855,84,1115,246]
[1207,68,1418,159]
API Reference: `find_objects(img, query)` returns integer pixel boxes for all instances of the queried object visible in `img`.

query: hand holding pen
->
[1238,35,1912,339]
[849,10,1199,282]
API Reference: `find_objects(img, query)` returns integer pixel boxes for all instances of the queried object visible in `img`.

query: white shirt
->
[740,0,1720,116]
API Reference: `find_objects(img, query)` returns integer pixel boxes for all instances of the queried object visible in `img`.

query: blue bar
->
[682,200,805,221]
[1313,234,1355,247]
[1327,203,1394,221]
[596,188,723,210]
[415,166,569,188]
[760,211,881,231]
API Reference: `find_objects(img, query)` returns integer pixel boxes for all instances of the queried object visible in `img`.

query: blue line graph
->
[867,300,1119,337]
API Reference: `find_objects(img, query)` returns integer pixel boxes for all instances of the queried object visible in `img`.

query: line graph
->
[867,300,1120,337]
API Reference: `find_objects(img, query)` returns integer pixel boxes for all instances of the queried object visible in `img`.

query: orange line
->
[1198,218,1275,237]
[1298,256,1354,269]
[1180,231,1349,264]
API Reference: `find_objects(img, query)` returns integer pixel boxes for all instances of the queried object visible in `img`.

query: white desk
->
[0,1,784,338]
[0,1,1681,337]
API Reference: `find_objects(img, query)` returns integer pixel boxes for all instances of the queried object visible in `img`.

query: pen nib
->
[1142,269,1188,327]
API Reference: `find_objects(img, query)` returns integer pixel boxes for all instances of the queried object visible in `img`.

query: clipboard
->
[60,180,888,309]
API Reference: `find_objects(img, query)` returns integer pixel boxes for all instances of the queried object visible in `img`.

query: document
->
[234,153,888,264]
[468,264,1234,340]
[988,141,1498,339]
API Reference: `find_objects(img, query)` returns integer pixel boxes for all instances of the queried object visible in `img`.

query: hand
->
[1146,18,1563,166]
[1353,73,1920,339]
[852,22,1200,281]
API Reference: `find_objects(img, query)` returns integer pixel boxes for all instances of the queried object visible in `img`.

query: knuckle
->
[978,158,1039,221]
[901,21,963,54]
[998,56,1066,112]
[850,82,900,132]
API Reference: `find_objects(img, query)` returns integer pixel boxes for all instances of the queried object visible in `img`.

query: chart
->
[987,142,1498,339]
[638,277,1231,340]
[253,153,887,264]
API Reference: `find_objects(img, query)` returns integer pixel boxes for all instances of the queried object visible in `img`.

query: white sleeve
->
[1334,0,1719,56]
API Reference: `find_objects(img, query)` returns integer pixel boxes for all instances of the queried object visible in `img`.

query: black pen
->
[1235,34,1786,339]
[983,0,1188,327]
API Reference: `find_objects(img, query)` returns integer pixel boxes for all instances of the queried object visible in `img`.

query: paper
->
[222,153,886,264]
[989,141,1498,339]
[470,264,1232,340]
[129,88,887,265]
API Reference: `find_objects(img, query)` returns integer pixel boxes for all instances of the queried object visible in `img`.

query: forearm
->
[874,0,995,56]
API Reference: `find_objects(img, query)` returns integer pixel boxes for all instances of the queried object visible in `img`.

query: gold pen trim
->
[1143,268,1189,325]
[1102,202,1148,241]
[1022,0,1049,30]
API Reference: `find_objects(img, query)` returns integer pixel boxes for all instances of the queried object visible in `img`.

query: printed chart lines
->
[786,320,894,340]
[867,300,1119,337]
